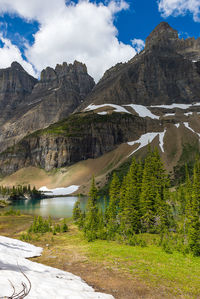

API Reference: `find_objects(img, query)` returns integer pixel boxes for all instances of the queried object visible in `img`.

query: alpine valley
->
[1,22,200,193]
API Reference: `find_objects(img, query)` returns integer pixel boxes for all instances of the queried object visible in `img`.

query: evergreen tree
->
[140,148,168,232]
[119,158,142,237]
[106,173,121,238]
[84,176,99,241]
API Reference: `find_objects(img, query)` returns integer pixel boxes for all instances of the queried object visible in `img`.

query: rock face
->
[79,22,200,110]
[0,61,95,152]
[0,113,163,175]
[0,62,38,125]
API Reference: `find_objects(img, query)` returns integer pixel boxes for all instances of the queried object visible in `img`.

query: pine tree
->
[119,158,142,237]
[140,148,168,232]
[84,176,99,241]
[73,197,82,222]
[106,173,121,238]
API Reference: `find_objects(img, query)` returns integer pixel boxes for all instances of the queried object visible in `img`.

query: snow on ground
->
[184,112,193,116]
[127,130,166,156]
[175,123,180,128]
[39,185,79,196]
[151,102,200,109]
[124,104,159,119]
[84,103,131,114]
[150,103,191,109]
[0,236,114,299]
[183,122,200,138]
[159,129,167,152]
[98,111,108,115]
[164,113,175,117]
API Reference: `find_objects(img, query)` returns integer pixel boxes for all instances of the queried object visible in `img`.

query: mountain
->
[0,61,95,152]
[1,22,200,191]
[78,22,200,109]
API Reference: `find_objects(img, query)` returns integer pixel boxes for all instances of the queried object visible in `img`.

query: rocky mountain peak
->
[145,21,178,50]
[11,61,25,71]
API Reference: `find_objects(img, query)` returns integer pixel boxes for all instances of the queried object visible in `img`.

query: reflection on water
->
[8,196,88,218]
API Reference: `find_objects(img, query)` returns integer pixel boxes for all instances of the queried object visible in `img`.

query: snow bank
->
[85,103,130,114]
[0,236,114,299]
[128,130,166,155]
[39,185,79,196]
[124,104,159,119]
[175,123,180,128]
[0,236,42,258]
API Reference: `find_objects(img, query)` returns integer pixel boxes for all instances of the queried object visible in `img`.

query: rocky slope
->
[0,61,95,152]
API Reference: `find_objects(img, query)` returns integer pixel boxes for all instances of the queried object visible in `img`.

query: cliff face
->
[0,62,38,125]
[0,61,95,152]
[0,113,163,175]
[79,22,200,110]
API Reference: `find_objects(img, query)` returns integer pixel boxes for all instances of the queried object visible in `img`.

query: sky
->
[0,0,199,82]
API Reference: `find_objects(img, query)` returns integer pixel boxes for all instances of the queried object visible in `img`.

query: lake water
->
[7,196,88,218]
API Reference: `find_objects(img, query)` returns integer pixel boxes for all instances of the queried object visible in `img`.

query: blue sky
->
[0,0,199,81]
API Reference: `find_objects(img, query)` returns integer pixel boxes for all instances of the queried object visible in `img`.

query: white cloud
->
[158,0,200,22]
[131,39,145,53]
[0,35,36,76]
[0,0,138,82]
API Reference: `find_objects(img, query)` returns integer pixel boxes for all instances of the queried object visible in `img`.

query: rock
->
[78,22,200,110]
[0,113,164,175]
[0,61,95,152]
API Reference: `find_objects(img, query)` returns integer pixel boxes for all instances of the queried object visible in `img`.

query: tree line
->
[0,184,42,199]
[73,148,200,256]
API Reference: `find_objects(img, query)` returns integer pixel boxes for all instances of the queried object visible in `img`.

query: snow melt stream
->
[0,236,114,299]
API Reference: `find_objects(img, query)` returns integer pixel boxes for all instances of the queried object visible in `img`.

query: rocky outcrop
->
[0,113,164,175]
[78,22,200,110]
[0,62,38,125]
[0,61,95,152]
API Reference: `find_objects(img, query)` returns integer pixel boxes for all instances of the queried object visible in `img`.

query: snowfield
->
[39,185,79,196]
[85,103,160,119]
[124,104,159,119]
[151,102,200,109]
[0,236,114,299]
[128,130,166,155]
[84,103,131,114]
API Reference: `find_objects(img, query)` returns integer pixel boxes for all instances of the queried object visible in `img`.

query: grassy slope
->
[0,214,199,298]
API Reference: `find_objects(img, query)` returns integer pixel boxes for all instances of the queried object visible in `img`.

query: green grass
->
[1,214,200,298]
[58,230,200,298]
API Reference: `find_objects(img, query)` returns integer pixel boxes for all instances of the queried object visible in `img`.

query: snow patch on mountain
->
[128,130,166,155]
[124,104,159,119]
[84,104,131,114]
[39,185,79,196]
[183,122,200,138]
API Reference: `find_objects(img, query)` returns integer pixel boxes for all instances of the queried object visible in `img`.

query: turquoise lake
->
[7,196,88,218]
